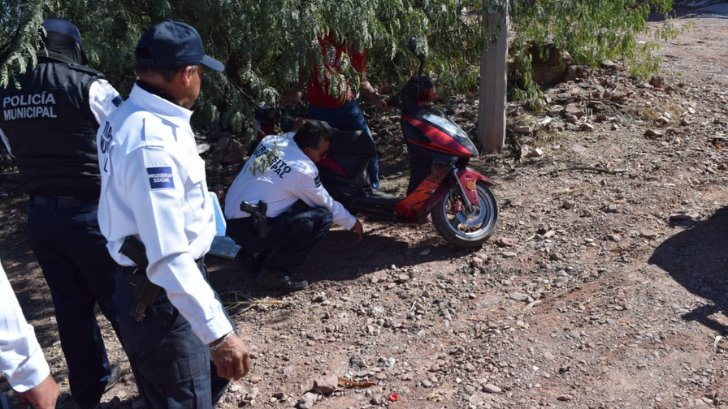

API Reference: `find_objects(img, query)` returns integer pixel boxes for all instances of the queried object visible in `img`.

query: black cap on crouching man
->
[135,21,224,72]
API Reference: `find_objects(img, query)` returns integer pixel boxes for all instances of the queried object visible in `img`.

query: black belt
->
[31,195,91,208]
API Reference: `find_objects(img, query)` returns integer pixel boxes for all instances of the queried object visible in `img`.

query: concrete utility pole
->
[478,7,508,153]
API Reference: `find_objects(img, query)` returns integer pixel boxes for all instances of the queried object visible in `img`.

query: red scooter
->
[316,38,498,247]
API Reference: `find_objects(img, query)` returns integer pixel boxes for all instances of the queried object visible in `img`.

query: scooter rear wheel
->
[432,181,498,247]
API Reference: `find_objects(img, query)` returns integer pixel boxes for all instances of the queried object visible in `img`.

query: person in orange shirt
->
[282,31,387,189]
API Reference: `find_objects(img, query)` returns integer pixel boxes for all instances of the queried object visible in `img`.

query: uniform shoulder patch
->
[314,174,322,187]
[147,166,175,189]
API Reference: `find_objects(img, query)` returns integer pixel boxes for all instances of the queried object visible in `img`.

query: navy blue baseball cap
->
[42,19,82,45]
[135,21,224,72]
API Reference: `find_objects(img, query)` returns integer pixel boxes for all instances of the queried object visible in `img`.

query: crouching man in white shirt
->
[224,120,364,291]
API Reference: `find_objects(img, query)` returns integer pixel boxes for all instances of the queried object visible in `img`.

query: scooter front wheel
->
[432,181,498,247]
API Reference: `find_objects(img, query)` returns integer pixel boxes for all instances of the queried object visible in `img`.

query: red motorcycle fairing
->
[415,167,493,221]
[401,108,478,158]
[394,163,450,222]
[457,168,493,204]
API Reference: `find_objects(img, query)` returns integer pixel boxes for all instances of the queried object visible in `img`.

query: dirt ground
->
[2,5,728,409]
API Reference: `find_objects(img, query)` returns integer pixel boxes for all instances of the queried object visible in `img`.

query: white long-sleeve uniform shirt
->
[1,79,120,153]
[0,259,50,392]
[224,132,356,229]
[97,84,232,345]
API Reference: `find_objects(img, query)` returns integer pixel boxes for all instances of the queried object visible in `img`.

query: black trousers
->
[226,201,333,273]
[113,261,229,409]
[26,196,120,409]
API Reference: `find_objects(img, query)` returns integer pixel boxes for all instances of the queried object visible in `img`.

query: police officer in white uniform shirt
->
[0,259,59,409]
[97,21,250,408]
[224,120,364,291]
[0,19,123,409]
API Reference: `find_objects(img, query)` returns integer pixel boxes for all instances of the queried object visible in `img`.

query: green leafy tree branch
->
[1,0,677,141]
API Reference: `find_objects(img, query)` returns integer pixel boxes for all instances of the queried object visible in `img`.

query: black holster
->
[240,200,271,237]
[119,236,159,322]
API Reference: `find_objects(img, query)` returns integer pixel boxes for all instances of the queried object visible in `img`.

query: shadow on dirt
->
[207,228,477,312]
[649,206,728,333]
[305,229,476,281]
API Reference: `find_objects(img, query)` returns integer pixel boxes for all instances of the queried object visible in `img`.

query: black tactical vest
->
[0,55,105,200]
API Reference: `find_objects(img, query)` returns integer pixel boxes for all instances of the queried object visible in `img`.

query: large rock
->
[296,392,318,409]
[313,375,339,394]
